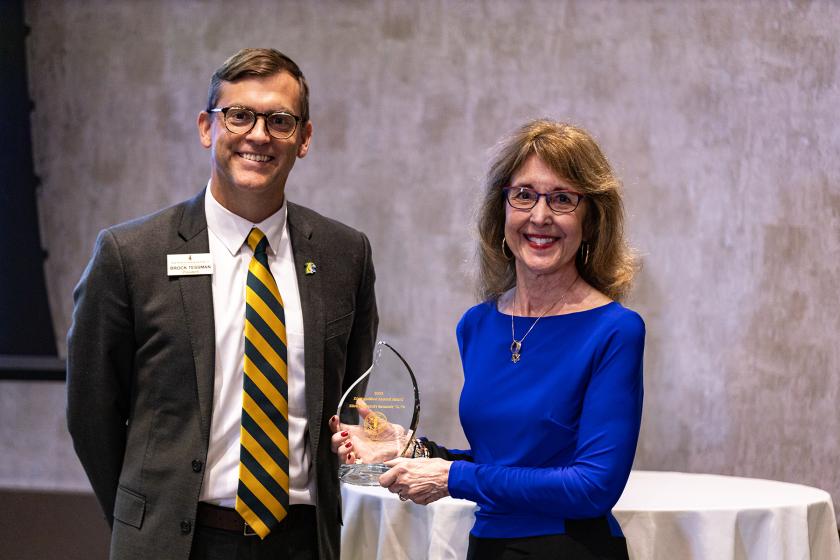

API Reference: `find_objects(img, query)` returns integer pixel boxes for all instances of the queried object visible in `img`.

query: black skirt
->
[466,517,629,560]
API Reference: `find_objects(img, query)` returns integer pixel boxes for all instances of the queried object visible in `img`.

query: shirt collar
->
[204,183,287,256]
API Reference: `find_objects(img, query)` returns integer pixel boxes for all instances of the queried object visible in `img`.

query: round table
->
[340,470,840,560]
[614,471,840,560]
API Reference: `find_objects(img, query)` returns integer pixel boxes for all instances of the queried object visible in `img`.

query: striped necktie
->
[235,227,290,538]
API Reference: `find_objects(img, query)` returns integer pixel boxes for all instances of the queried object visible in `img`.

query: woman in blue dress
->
[334,120,644,559]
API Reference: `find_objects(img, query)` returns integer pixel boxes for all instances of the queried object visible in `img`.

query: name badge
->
[167,253,214,276]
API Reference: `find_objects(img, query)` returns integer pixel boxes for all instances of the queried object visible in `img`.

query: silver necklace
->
[509,275,579,363]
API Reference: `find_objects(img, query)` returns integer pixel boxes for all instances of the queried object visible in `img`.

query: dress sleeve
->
[447,314,645,518]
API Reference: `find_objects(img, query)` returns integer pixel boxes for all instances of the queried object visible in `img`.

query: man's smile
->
[237,152,274,163]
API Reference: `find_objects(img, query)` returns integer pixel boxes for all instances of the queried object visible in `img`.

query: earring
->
[501,237,512,260]
[580,242,590,266]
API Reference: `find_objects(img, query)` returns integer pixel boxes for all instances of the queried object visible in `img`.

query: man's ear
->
[297,120,313,158]
[197,111,213,149]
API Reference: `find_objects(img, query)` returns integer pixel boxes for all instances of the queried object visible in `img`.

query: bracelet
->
[411,438,430,459]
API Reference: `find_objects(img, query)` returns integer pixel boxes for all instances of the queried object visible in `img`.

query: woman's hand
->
[329,413,409,464]
[329,415,358,464]
[379,457,452,505]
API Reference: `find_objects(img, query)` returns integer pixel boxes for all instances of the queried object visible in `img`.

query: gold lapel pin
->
[304,261,317,275]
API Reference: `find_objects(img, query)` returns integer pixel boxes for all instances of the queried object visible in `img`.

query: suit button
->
[181,520,192,534]
[192,460,203,472]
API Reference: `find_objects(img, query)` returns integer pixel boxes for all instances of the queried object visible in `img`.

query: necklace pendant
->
[510,340,522,363]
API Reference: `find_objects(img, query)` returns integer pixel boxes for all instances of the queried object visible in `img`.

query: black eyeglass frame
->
[207,106,302,139]
[502,187,586,214]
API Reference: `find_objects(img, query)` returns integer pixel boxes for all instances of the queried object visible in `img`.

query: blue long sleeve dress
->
[440,300,645,540]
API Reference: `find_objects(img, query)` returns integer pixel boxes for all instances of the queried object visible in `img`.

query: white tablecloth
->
[340,470,840,560]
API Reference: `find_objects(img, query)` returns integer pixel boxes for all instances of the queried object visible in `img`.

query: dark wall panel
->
[0,0,58,359]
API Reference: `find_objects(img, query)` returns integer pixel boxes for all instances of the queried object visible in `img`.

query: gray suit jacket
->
[67,190,378,560]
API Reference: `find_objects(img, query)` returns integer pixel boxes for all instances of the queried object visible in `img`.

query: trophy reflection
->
[336,341,420,485]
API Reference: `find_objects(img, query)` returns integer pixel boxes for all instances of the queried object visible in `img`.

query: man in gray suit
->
[67,48,378,560]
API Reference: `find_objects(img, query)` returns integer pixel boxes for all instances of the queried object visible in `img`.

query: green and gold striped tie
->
[236,227,289,538]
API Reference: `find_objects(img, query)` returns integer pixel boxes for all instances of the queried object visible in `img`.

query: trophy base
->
[338,463,390,486]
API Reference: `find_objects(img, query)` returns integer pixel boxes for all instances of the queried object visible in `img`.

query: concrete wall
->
[4,0,839,521]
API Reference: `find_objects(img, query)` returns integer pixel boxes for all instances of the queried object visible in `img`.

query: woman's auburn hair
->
[476,120,637,302]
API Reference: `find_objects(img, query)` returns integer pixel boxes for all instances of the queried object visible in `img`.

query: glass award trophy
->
[336,341,420,485]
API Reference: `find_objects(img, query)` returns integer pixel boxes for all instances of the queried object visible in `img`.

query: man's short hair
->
[207,48,310,123]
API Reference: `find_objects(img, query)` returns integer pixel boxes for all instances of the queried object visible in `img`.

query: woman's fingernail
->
[345,441,353,448]
[341,431,349,437]
[347,453,352,461]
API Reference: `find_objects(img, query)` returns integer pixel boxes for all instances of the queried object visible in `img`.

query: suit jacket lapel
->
[287,202,326,460]
[174,190,215,441]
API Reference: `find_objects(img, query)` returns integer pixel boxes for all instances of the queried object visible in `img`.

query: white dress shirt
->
[199,187,314,507]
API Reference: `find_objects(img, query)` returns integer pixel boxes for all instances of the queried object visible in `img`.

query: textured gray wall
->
[4,0,839,522]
